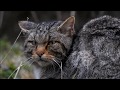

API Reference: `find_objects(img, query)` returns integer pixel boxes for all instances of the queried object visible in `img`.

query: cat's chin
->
[32,58,52,67]
[36,61,51,67]
[32,60,50,67]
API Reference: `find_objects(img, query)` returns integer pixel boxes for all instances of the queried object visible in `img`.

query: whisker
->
[52,58,63,79]
[21,58,34,70]
[52,59,61,68]
[22,57,33,66]
[61,62,63,79]
[28,59,36,67]
[0,31,22,65]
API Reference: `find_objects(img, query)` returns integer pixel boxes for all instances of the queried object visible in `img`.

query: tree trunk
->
[70,11,76,16]
[0,11,4,29]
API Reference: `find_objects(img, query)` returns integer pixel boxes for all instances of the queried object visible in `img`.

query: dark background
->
[1,11,120,43]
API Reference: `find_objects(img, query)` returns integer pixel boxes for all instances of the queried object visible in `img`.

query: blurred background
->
[1,11,120,79]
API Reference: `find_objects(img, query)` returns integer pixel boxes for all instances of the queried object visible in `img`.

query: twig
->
[14,61,23,79]
[8,61,23,79]
[0,31,22,65]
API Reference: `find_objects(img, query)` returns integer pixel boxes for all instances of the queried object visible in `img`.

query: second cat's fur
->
[64,15,120,79]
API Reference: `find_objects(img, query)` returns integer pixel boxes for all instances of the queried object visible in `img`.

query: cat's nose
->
[36,52,44,57]
[36,45,46,57]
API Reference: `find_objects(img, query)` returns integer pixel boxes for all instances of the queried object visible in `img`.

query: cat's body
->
[19,15,120,79]
[64,15,120,79]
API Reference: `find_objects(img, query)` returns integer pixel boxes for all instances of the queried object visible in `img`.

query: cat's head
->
[18,16,75,67]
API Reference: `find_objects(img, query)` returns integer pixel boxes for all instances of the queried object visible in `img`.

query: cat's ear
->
[18,21,37,34]
[58,16,75,36]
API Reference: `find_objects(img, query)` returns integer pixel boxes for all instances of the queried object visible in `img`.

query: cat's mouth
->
[26,45,62,67]
[31,53,56,67]
[38,56,52,63]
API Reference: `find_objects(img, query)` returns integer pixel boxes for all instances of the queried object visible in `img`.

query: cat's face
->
[18,16,75,67]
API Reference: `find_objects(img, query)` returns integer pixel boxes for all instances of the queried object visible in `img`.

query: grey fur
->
[19,15,120,79]
[64,15,120,79]
[19,17,75,79]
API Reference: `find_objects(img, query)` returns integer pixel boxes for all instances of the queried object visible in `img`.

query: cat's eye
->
[28,41,36,45]
[47,41,58,50]
[48,41,56,45]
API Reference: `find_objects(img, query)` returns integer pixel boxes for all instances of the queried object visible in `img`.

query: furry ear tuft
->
[58,16,75,36]
[18,21,37,34]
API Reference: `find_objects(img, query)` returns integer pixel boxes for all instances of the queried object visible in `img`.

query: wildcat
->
[64,15,120,79]
[19,15,120,79]
[18,16,75,79]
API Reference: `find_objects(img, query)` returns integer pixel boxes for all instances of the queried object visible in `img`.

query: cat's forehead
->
[36,21,62,31]
[26,21,62,43]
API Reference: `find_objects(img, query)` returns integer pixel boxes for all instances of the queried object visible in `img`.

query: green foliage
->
[0,37,33,79]
[0,37,21,55]
[0,68,15,79]
[0,37,11,52]
[0,61,16,79]
[0,38,21,79]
